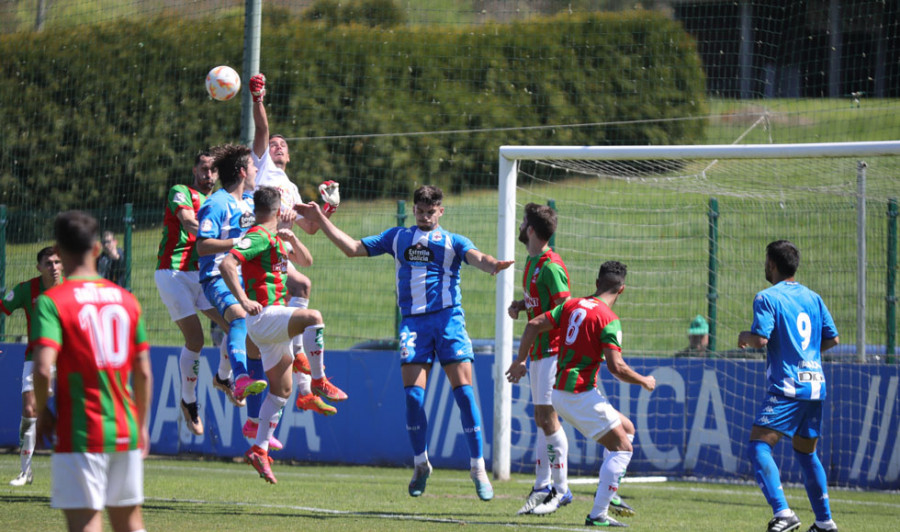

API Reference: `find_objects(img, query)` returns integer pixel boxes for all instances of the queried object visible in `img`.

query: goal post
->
[492,141,900,482]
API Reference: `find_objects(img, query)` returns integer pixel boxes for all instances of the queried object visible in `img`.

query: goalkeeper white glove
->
[319,180,340,214]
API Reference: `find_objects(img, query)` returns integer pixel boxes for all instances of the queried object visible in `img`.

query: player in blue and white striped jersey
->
[296,185,513,501]
[738,240,840,532]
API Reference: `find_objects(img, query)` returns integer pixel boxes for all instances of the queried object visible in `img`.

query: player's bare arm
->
[176,208,199,236]
[250,74,269,159]
[278,228,312,267]
[219,254,263,316]
[465,249,514,276]
[822,336,840,351]
[196,236,240,256]
[32,345,58,447]
[507,313,554,383]
[738,331,768,349]
[294,201,368,257]
[507,299,526,319]
[604,347,656,392]
[132,349,152,457]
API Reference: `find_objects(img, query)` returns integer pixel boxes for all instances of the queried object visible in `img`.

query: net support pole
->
[239,0,262,146]
[123,203,134,292]
[493,153,517,481]
[856,161,867,362]
[887,198,897,363]
[547,199,556,250]
[395,200,407,340]
[707,197,719,354]
[0,205,6,340]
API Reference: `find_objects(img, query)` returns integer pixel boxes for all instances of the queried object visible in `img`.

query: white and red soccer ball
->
[205,65,241,101]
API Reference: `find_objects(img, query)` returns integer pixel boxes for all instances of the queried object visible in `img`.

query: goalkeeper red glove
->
[319,180,340,215]
[249,73,266,103]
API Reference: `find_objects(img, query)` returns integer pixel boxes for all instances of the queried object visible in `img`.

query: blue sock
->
[227,317,249,377]
[796,449,832,522]
[404,386,428,455]
[749,440,789,514]
[246,357,265,419]
[451,385,484,460]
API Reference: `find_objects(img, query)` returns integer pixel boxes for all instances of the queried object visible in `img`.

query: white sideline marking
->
[563,476,668,485]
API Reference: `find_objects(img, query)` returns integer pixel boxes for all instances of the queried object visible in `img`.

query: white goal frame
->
[492,140,900,480]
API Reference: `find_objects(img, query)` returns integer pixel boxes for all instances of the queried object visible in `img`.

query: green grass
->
[1,454,897,531]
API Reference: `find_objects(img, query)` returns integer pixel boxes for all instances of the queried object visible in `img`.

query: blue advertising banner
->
[1,343,897,489]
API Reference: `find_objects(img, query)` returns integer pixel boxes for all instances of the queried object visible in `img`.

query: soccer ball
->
[205,66,241,101]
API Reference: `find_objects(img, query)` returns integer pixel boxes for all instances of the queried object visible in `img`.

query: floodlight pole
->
[240,0,262,147]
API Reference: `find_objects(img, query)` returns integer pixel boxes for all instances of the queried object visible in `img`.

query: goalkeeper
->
[248,73,344,417]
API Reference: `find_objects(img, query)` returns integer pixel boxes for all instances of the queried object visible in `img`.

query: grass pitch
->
[1,453,897,531]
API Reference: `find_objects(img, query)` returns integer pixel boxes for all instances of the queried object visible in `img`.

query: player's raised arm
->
[278,228,312,267]
[465,248,514,276]
[294,201,368,257]
[250,73,269,159]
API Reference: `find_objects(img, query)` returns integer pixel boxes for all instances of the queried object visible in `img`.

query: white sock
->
[534,430,551,489]
[470,457,485,470]
[303,324,325,379]
[295,371,312,396]
[602,432,634,460]
[288,297,308,356]
[254,393,287,450]
[217,340,232,381]
[775,509,794,518]
[20,417,36,473]
[414,451,429,466]
[546,427,568,494]
[179,347,201,403]
[815,520,836,529]
[591,451,632,519]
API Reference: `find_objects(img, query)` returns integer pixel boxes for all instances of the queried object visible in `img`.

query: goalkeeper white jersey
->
[252,149,303,218]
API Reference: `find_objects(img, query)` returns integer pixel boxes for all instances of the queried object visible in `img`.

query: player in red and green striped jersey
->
[220,186,329,484]
[509,261,656,528]
[155,151,237,437]
[504,203,573,515]
[31,210,152,532]
[1,246,63,486]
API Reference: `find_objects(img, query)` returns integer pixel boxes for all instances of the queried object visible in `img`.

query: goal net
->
[492,141,900,488]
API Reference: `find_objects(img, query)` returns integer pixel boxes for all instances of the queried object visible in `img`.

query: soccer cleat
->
[233,375,267,401]
[585,514,629,527]
[470,466,494,501]
[213,374,245,407]
[408,460,432,497]
[9,469,33,487]
[609,495,635,517]
[296,392,337,416]
[806,525,838,532]
[292,351,311,374]
[180,400,204,436]
[244,445,277,484]
[311,376,348,402]
[242,419,284,451]
[517,486,552,515]
[767,513,801,532]
[532,487,573,515]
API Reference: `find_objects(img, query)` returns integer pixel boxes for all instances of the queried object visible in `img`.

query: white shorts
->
[154,269,213,321]
[529,357,557,406]
[51,450,143,510]
[21,360,34,393]
[551,388,621,442]
[247,305,295,371]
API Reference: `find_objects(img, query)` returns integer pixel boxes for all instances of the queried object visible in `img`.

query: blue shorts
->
[200,275,241,317]
[399,306,474,367]
[753,393,822,439]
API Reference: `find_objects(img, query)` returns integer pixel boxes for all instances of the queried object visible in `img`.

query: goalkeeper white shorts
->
[246,305,295,371]
[551,388,621,442]
[529,356,556,406]
[154,270,213,321]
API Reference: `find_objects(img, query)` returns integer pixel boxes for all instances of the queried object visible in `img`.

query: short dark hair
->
[194,149,213,166]
[524,203,557,242]
[597,260,627,294]
[211,144,252,188]
[413,185,443,206]
[36,246,55,264]
[254,186,281,217]
[766,240,800,277]
[54,211,98,255]
[269,134,287,143]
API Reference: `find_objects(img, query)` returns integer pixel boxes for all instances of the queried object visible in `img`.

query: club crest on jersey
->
[404,243,433,264]
[530,266,541,285]
[430,232,443,242]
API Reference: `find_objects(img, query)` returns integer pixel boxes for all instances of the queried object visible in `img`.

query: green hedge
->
[0,9,706,240]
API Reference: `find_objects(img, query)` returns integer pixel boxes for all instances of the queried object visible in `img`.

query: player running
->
[248,73,343,416]
[154,150,237,437]
[738,240,840,532]
[1,246,63,486]
[508,261,656,527]
[221,186,327,483]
